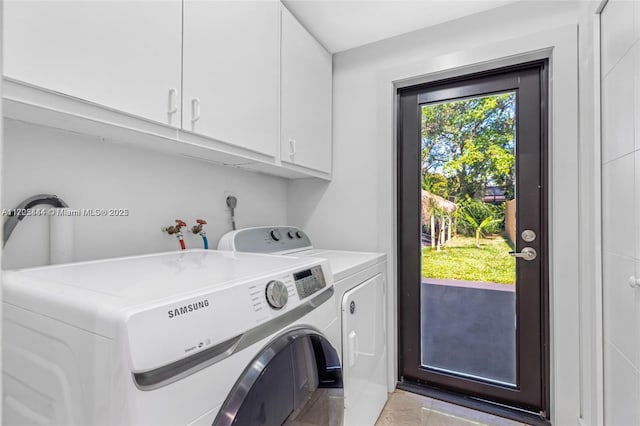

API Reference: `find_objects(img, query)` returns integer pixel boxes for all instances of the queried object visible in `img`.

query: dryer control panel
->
[218,226,312,254]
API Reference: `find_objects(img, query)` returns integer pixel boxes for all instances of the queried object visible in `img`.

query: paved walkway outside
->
[421,278,516,385]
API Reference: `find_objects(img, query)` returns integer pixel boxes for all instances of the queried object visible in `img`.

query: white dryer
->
[3,250,343,425]
[218,226,388,426]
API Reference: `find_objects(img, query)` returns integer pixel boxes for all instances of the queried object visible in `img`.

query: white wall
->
[1,0,5,419]
[289,1,583,424]
[600,1,640,425]
[289,1,578,249]
[2,120,289,269]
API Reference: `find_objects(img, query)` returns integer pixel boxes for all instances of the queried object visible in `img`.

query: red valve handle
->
[196,219,207,225]
[175,219,187,228]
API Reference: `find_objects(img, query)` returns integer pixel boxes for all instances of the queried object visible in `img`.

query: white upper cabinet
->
[281,6,332,174]
[3,1,331,178]
[3,0,183,127]
[182,1,280,158]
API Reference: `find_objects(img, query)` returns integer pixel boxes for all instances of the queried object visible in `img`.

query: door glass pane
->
[419,92,517,386]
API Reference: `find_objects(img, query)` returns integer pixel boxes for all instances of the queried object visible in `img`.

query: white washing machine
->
[2,249,344,425]
[218,226,388,426]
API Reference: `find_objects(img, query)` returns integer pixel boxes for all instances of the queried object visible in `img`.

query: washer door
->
[213,329,343,426]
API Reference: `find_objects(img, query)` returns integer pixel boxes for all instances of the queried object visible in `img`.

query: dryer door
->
[213,329,343,426]
[342,274,388,426]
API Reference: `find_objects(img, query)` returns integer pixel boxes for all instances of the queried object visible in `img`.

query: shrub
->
[456,198,504,237]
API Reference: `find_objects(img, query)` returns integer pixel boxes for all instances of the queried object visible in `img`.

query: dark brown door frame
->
[396,61,549,417]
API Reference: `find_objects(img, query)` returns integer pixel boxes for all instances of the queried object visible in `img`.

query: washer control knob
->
[295,231,303,239]
[287,231,295,239]
[265,280,288,310]
[270,229,282,241]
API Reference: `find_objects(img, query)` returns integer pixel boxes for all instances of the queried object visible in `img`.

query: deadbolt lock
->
[521,229,536,242]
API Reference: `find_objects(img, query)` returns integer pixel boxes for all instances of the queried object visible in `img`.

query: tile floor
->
[375,390,529,426]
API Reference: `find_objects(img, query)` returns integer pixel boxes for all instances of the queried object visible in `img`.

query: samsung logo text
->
[168,300,210,318]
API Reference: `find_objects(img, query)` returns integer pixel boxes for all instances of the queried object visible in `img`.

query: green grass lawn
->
[422,235,515,284]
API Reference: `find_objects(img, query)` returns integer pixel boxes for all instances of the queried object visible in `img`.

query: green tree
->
[421,93,515,200]
[422,172,448,196]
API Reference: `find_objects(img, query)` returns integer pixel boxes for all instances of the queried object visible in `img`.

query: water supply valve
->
[162,219,187,235]
[190,219,207,236]
[162,219,187,250]
[190,219,209,249]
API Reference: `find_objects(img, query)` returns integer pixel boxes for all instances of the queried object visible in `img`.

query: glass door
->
[398,62,548,414]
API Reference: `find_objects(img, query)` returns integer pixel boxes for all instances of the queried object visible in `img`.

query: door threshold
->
[396,381,550,426]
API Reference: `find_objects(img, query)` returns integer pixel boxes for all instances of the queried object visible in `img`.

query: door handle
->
[509,247,537,261]
[348,330,358,367]
[288,139,297,160]
[167,88,178,115]
[191,98,201,129]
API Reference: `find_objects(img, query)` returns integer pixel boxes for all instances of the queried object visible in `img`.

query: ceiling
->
[282,0,518,53]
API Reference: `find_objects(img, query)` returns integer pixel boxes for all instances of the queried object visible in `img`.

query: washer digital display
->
[293,265,326,299]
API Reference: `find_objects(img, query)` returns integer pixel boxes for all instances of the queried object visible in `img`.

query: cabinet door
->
[182,1,279,157]
[281,7,332,174]
[342,274,387,425]
[3,0,183,127]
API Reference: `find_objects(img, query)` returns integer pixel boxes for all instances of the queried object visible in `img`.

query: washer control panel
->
[293,265,327,299]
